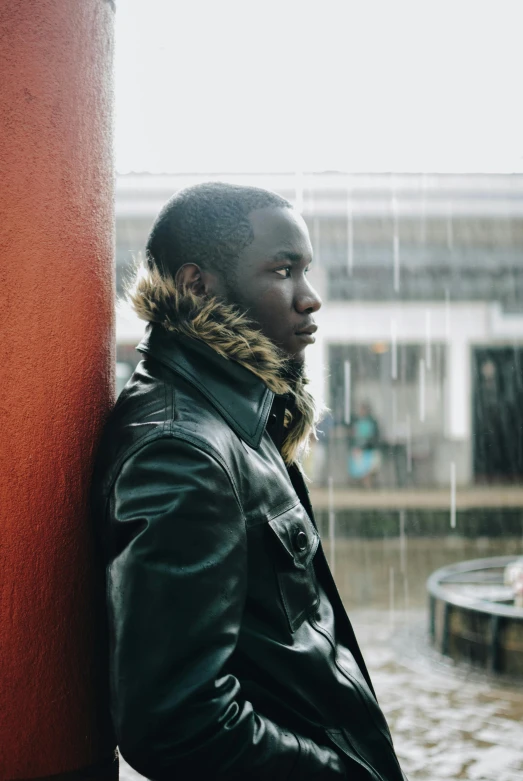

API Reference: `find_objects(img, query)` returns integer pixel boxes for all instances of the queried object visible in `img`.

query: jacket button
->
[295,530,308,552]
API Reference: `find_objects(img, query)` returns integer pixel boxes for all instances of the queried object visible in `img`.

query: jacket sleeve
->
[106,435,347,780]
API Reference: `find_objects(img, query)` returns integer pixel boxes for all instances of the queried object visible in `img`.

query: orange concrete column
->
[0,2,116,779]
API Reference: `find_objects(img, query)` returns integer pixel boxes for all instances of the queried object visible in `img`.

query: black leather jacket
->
[93,325,406,780]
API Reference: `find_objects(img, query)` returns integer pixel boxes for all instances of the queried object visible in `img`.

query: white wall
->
[304,280,523,486]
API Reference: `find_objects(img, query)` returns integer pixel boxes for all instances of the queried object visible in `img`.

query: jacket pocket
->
[267,503,320,632]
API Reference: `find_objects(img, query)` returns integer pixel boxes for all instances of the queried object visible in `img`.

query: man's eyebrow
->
[271,251,311,263]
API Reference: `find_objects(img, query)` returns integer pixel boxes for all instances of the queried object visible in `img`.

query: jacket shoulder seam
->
[165,423,243,511]
[107,427,244,518]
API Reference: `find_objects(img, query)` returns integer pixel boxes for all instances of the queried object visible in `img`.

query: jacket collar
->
[127,259,318,465]
[137,324,275,449]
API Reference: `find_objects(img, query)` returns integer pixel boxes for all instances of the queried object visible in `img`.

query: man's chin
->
[269,336,307,375]
[290,350,306,366]
[281,354,306,382]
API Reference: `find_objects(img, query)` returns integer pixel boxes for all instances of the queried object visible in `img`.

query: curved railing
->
[427,556,523,676]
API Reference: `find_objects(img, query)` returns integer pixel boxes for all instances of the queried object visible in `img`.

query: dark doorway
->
[473,348,523,482]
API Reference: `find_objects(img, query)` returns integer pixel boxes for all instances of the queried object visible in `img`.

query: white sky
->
[115,0,523,174]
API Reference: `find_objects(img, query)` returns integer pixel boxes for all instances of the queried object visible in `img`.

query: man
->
[93,183,406,780]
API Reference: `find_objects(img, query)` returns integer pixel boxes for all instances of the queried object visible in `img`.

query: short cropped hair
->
[145,181,292,282]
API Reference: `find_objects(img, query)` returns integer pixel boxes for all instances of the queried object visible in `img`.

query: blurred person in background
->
[347,402,382,489]
[92,183,406,780]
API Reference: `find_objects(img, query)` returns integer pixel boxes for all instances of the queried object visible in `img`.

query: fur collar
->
[127,260,319,466]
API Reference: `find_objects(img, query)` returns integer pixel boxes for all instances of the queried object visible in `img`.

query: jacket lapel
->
[138,325,275,449]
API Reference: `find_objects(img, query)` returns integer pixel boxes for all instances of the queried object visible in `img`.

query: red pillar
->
[0,2,116,779]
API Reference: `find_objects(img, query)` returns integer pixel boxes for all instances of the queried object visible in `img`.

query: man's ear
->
[175,263,222,297]
[175,263,206,295]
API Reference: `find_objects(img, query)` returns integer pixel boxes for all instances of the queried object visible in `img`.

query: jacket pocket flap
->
[268,504,320,569]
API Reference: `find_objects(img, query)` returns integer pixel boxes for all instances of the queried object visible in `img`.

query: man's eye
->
[275,267,291,278]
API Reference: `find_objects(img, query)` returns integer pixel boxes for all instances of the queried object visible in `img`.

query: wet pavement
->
[353,610,523,780]
[119,536,523,780]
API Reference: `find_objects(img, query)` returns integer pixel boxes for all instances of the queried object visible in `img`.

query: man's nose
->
[296,280,322,313]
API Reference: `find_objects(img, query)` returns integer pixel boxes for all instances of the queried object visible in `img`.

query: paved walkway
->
[354,610,523,781]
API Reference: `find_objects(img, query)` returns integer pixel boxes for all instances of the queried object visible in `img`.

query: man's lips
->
[295,324,318,344]
[295,324,318,336]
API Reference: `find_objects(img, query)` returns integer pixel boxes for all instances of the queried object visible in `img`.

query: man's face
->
[216,207,322,363]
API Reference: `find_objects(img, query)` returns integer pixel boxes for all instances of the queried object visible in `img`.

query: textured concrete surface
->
[0,1,115,776]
